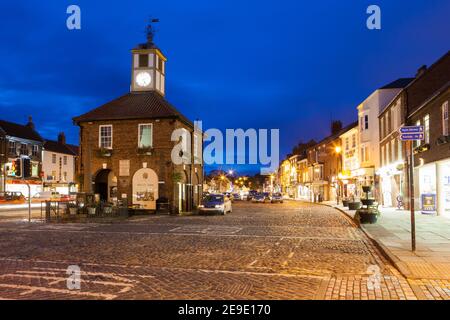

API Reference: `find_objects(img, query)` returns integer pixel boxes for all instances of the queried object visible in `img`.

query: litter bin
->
[156,197,170,214]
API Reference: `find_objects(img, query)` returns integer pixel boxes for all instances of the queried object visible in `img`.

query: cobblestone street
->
[0,201,448,300]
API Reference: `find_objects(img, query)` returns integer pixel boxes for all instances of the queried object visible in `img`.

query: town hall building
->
[73,24,203,213]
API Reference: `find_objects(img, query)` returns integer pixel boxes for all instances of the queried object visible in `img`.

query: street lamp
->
[335,145,342,205]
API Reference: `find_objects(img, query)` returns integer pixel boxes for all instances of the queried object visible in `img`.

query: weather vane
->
[146,17,160,43]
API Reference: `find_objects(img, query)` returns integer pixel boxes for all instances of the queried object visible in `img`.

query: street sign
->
[399,126,424,134]
[400,133,424,141]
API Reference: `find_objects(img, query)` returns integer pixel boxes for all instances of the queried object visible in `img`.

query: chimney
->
[26,116,35,130]
[58,132,66,145]
[416,65,427,78]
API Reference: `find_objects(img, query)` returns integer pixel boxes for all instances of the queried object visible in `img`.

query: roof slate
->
[73,92,192,126]
[0,119,44,142]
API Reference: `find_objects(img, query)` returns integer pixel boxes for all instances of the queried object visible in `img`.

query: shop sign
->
[421,194,437,214]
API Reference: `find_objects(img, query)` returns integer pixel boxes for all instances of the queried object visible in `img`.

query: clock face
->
[135,71,152,87]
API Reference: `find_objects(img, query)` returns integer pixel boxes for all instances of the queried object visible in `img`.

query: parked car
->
[32,191,61,201]
[269,192,284,203]
[0,191,26,204]
[198,194,232,215]
[232,193,241,201]
[247,190,258,201]
[252,192,266,203]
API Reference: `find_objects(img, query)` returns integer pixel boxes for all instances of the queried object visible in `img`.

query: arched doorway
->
[94,169,117,202]
[132,168,158,209]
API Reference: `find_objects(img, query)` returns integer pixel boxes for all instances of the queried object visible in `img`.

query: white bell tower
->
[131,20,166,96]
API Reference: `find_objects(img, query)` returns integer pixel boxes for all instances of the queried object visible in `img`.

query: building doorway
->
[94,169,117,202]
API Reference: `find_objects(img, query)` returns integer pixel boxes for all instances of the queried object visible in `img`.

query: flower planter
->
[362,186,372,193]
[87,207,97,215]
[361,199,375,206]
[69,207,78,215]
[348,202,361,210]
[103,207,113,214]
[342,200,350,207]
[358,212,378,224]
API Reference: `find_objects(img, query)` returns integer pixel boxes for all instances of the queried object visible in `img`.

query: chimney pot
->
[416,65,427,77]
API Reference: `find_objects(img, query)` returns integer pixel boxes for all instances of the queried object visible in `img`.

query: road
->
[0,201,447,300]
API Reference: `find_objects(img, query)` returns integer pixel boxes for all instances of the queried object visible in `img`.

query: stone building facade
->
[406,51,450,216]
[73,31,203,213]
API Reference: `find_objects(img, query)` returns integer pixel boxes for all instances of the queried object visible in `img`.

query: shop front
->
[338,171,357,200]
[296,184,311,200]
[417,159,450,217]
[377,161,405,208]
[351,167,376,200]
[5,179,42,198]
[4,157,42,197]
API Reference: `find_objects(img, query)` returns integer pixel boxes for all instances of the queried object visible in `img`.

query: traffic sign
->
[399,126,424,134]
[400,133,424,141]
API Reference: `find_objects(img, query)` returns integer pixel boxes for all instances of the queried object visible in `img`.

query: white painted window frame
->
[99,125,113,149]
[138,123,153,148]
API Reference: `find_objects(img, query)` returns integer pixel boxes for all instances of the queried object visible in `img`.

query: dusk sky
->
[0,1,449,174]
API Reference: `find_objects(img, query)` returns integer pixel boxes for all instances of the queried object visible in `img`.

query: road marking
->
[247,260,258,267]
[0,257,327,279]
[0,283,116,299]
[0,227,360,241]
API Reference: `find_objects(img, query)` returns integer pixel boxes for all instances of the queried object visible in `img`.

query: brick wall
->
[77,117,203,211]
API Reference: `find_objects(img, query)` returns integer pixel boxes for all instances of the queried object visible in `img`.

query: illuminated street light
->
[335,146,342,154]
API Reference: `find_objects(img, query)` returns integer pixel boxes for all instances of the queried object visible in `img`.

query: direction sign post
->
[399,125,424,252]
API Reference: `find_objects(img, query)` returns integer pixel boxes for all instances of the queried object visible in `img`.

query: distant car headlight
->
[198,205,204,208]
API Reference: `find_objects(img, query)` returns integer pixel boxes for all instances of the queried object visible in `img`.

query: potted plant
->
[137,146,154,155]
[172,172,183,183]
[68,203,78,215]
[355,207,380,224]
[87,205,97,215]
[342,198,350,207]
[97,148,112,157]
[348,201,362,210]
[103,204,113,214]
[361,198,375,206]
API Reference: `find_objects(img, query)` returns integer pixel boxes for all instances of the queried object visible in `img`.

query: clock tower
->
[131,21,166,95]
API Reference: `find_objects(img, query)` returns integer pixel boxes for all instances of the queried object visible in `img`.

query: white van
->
[33,191,61,201]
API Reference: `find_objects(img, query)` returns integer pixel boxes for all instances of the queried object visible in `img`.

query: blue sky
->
[0,1,448,174]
